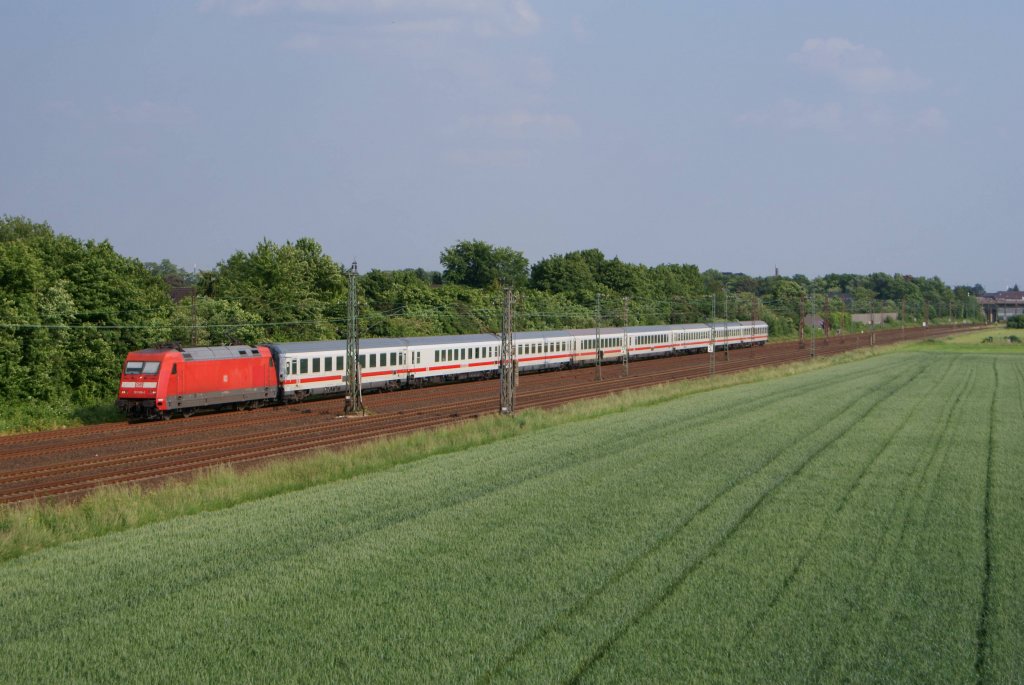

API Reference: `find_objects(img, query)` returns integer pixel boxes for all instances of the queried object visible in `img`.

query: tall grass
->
[0,351,1018,682]
[0,399,121,435]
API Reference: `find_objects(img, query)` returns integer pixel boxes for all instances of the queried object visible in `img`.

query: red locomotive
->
[116,344,278,420]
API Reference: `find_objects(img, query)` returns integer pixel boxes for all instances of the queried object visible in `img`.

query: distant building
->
[851,312,897,325]
[170,286,196,304]
[977,291,1024,322]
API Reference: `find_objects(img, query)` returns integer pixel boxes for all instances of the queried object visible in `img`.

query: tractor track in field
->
[0,326,977,504]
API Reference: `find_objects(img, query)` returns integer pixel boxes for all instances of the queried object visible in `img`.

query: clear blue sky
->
[2,1,1020,290]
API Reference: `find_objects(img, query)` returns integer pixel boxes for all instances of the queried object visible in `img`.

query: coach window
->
[325,357,332,372]
[311,358,319,373]
[300,359,308,374]
[389,352,396,366]
[358,354,365,368]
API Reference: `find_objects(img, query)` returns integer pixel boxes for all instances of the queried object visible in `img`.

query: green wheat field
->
[1,342,1021,682]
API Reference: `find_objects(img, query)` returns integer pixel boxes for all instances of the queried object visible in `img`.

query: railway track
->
[0,325,976,504]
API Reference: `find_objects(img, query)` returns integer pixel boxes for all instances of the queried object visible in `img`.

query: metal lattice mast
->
[190,286,198,346]
[723,290,730,361]
[840,298,846,338]
[870,300,876,347]
[499,287,516,415]
[810,291,816,358]
[823,294,831,345]
[709,294,716,376]
[622,297,629,377]
[346,262,363,415]
[799,297,806,349]
[595,292,602,381]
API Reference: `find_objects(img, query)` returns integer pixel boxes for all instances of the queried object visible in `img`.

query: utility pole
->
[870,300,876,347]
[190,287,198,346]
[901,298,906,340]
[810,292,816,358]
[709,294,716,377]
[345,262,363,415]
[799,297,806,349]
[823,294,831,345]
[840,297,847,344]
[622,297,629,377]
[723,291,730,361]
[499,287,516,415]
[595,292,602,381]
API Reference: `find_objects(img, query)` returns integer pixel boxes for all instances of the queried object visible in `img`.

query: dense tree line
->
[0,217,171,408]
[0,216,987,416]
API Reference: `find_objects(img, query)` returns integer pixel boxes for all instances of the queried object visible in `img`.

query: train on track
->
[116,321,768,420]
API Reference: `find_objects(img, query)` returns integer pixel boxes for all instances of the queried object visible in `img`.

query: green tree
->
[207,238,346,341]
[441,240,529,289]
[0,215,172,405]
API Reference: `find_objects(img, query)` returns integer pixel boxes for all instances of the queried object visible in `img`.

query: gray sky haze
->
[2,1,1020,289]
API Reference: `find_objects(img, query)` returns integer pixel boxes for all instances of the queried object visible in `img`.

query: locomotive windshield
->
[124,361,161,375]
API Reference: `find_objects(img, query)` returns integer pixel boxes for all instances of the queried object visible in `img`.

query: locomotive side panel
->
[170,347,276,410]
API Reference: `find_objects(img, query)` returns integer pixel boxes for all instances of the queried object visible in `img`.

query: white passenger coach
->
[266,321,767,402]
